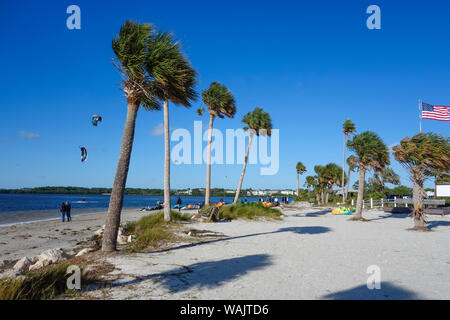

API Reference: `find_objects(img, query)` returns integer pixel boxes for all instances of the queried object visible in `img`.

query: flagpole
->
[419,99,422,133]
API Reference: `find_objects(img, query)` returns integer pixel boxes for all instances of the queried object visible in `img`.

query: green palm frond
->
[242,107,272,136]
[202,82,236,119]
[347,131,390,171]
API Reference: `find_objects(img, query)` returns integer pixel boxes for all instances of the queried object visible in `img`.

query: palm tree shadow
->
[146,226,331,254]
[108,254,272,293]
[293,210,330,217]
[323,282,420,300]
[427,220,450,229]
[369,213,411,221]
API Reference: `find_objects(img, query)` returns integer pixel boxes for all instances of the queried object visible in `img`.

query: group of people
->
[59,201,72,222]
[258,196,290,205]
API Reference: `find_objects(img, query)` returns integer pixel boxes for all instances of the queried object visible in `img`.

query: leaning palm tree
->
[102,21,162,252]
[149,32,197,222]
[347,131,390,221]
[342,119,356,201]
[199,82,236,206]
[233,108,272,204]
[393,133,450,230]
[296,162,306,197]
[345,155,358,199]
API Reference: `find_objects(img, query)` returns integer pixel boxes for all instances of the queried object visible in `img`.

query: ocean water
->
[0,193,267,225]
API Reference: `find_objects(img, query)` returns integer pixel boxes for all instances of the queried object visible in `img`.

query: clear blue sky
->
[0,0,449,190]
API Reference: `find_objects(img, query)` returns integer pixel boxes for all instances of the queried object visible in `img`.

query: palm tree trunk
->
[353,165,366,220]
[342,134,346,202]
[163,99,171,222]
[325,187,330,204]
[296,172,299,198]
[411,169,426,230]
[346,166,351,200]
[102,101,139,252]
[315,192,321,205]
[205,114,214,206]
[233,133,254,205]
[321,191,325,205]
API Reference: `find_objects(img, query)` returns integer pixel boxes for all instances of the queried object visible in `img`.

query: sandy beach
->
[0,208,154,261]
[3,205,448,299]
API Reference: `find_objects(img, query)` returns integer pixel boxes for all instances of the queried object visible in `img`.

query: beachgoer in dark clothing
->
[65,201,71,222]
[60,202,66,222]
[177,197,182,211]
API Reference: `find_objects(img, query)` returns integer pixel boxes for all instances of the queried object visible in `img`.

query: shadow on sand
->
[292,210,331,218]
[146,226,331,255]
[108,254,272,293]
[323,282,420,300]
[427,220,450,230]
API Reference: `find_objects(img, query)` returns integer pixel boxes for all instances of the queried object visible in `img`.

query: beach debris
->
[80,146,88,162]
[184,229,226,238]
[28,248,71,272]
[94,225,105,236]
[127,235,136,243]
[93,225,128,245]
[91,114,102,126]
[0,259,10,269]
[12,257,34,275]
[117,227,128,245]
[75,247,94,257]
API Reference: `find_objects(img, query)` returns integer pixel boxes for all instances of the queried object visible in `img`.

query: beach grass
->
[125,210,191,252]
[200,203,282,221]
[0,261,96,300]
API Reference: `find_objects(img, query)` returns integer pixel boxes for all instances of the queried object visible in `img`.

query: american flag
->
[421,102,450,121]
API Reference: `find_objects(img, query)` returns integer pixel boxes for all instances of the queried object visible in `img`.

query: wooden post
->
[370,198,373,208]
[351,199,354,206]
[381,198,384,208]
[394,196,397,208]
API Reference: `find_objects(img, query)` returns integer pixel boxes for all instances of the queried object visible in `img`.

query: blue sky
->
[0,0,449,190]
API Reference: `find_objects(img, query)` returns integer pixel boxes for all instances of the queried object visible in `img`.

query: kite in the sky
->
[80,146,87,162]
[91,115,102,126]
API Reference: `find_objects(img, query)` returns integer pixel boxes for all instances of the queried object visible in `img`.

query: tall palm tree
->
[342,119,356,202]
[149,32,197,222]
[102,21,162,252]
[199,82,236,206]
[296,162,306,197]
[345,155,358,199]
[233,108,272,205]
[347,131,390,221]
[393,133,450,230]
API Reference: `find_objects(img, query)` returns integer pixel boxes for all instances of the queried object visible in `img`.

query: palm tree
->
[345,155,358,199]
[305,175,320,204]
[199,82,236,206]
[102,21,162,252]
[296,162,306,197]
[347,131,390,220]
[369,166,400,192]
[393,133,450,230]
[342,119,356,202]
[149,32,197,222]
[233,108,272,204]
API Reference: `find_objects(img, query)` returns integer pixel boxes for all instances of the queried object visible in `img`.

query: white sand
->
[0,208,158,261]
[83,207,450,300]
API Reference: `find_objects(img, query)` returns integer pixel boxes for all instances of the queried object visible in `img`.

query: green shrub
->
[217,203,282,220]
[125,210,190,252]
[0,262,93,300]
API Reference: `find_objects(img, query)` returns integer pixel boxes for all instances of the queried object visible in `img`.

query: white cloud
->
[150,123,164,136]
[18,130,40,140]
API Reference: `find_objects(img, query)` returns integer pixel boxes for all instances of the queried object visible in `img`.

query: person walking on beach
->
[177,197,182,211]
[60,202,66,222]
[65,201,72,222]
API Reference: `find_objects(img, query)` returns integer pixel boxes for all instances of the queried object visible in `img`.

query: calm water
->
[0,193,267,225]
